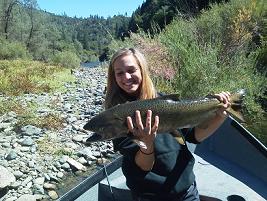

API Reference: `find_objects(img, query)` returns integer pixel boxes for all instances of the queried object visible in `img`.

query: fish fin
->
[113,113,125,122]
[227,89,246,122]
[156,94,180,101]
[226,107,245,122]
[170,130,185,145]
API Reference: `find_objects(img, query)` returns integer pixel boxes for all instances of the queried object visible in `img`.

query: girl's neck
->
[120,89,139,102]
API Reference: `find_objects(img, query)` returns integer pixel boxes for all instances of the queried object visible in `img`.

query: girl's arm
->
[194,91,231,142]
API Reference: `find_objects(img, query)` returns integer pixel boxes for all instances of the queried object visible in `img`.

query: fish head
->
[83,110,127,142]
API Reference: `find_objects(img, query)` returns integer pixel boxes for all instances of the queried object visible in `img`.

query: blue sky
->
[37,0,144,18]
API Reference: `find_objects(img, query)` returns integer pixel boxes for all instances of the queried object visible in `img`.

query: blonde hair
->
[105,48,157,109]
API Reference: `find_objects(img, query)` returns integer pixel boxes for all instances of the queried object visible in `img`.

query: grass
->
[0,59,75,95]
[37,135,74,157]
[0,97,65,131]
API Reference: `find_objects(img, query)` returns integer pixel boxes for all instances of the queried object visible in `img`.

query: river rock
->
[78,157,88,165]
[10,181,21,189]
[20,137,34,146]
[67,157,86,171]
[0,122,12,131]
[21,125,42,136]
[43,182,57,190]
[0,165,16,188]
[13,170,24,179]
[5,150,17,160]
[33,177,45,185]
[5,197,18,201]
[16,194,46,201]
[48,190,59,200]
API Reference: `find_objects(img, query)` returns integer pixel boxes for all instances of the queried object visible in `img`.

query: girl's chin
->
[124,87,139,94]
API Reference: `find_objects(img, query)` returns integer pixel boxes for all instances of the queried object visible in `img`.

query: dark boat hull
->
[60,117,267,201]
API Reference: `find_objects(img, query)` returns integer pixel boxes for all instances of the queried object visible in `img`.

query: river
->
[81,61,102,68]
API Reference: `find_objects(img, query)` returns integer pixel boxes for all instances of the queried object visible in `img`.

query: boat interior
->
[60,117,267,201]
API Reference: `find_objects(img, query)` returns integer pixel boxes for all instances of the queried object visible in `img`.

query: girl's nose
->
[124,72,131,79]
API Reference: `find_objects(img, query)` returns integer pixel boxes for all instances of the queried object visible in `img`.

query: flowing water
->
[80,61,101,68]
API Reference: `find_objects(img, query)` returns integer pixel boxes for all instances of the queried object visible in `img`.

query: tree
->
[22,0,38,48]
[1,0,19,39]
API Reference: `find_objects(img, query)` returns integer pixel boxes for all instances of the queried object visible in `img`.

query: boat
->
[59,116,267,201]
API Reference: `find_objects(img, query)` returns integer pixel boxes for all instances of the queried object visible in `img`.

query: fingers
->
[215,91,231,108]
[145,110,152,133]
[127,116,134,132]
[127,110,159,135]
[152,115,159,133]
[136,110,144,131]
[215,91,231,117]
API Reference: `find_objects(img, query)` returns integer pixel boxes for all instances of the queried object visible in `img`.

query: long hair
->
[104,48,157,109]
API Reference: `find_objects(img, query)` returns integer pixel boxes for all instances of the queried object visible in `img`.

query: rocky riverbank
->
[0,66,115,200]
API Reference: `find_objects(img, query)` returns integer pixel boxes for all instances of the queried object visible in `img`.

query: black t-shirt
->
[112,128,199,197]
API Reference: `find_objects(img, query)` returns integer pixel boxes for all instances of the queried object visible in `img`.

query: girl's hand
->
[214,91,231,118]
[127,110,159,151]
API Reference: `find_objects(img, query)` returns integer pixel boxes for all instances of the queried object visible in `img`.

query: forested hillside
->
[0,0,130,63]
[1,0,248,64]
[129,0,229,33]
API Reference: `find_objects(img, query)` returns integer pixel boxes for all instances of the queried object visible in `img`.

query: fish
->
[83,89,245,143]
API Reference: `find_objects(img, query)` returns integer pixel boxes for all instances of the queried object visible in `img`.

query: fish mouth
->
[83,122,92,130]
[85,132,103,143]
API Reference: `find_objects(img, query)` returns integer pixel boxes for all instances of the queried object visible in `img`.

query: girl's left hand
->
[127,110,159,151]
[213,91,231,117]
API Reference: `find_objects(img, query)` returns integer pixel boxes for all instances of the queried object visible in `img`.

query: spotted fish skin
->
[84,90,245,142]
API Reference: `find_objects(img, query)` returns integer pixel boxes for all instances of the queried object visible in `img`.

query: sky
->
[37,0,144,18]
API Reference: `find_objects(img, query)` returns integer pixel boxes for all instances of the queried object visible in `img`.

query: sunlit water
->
[80,61,101,68]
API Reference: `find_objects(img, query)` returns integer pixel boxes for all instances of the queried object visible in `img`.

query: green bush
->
[0,37,30,60]
[157,0,266,117]
[52,51,81,69]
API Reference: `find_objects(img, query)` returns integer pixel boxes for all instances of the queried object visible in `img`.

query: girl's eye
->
[128,69,136,74]
[116,72,124,76]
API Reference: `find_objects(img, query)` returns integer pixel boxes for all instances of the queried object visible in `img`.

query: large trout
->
[84,90,245,143]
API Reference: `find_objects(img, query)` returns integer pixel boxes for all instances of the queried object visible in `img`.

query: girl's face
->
[113,54,142,96]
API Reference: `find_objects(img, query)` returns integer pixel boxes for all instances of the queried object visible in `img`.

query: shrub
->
[0,38,30,60]
[52,51,81,69]
[157,0,266,117]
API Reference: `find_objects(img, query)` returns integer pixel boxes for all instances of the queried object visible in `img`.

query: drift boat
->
[59,117,267,201]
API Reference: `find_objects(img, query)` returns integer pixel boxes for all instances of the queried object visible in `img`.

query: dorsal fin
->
[156,94,180,101]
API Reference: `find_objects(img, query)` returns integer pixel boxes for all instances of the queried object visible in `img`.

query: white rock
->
[67,157,86,171]
[0,165,16,188]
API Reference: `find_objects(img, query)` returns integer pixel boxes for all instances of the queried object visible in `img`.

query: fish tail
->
[227,89,246,122]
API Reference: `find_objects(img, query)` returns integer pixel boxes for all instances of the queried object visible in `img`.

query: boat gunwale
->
[59,155,123,201]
